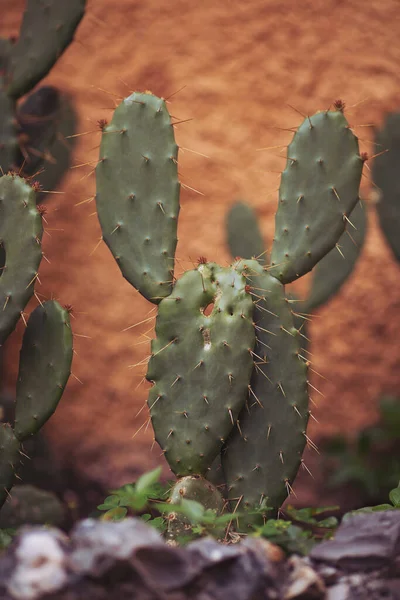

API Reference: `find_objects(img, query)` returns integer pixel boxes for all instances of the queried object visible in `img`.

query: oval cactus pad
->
[14,301,73,441]
[0,174,43,346]
[222,260,309,524]
[146,262,255,476]
[270,108,363,284]
[96,92,180,304]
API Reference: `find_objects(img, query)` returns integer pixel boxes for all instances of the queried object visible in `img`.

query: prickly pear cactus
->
[0,0,85,186]
[95,93,363,530]
[0,173,73,512]
[146,261,255,477]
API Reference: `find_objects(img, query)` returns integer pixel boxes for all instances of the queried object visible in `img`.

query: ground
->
[2,0,400,507]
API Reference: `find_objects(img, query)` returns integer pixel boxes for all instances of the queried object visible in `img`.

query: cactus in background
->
[0,173,73,510]
[0,0,85,194]
[372,112,400,264]
[95,93,363,530]
[0,484,64,528]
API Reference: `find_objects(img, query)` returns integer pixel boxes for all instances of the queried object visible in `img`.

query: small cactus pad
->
[372,113,400,263]
[0,484,64,528]
[166,475,224,541]
[226,201,266,262]
[96,92,180,303]
[0,85,17,173]
[7,0,86,100]
[0,424,20,509]
[270,108,363,284]
[146,262,255,476]
[0,174,43,346]
[14,301,73,441]
[222,260,309,526]
[303,200,367,312]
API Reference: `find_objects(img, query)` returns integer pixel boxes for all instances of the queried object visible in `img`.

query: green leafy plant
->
[0,0,84,191]
[95,92,364,535]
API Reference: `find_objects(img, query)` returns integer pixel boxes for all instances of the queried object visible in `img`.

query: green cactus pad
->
[0,174,43,346]
[270,108,363,284]
[0,84,17,173]
[96,92,180,303]
[226,201,266,262]
[0,424,20,509]
[0,484,64,528]
[7,0,86,100]
[303,200,367,312]
[146,262,255,476]
[14,301,73,441]
[166,475,224,541]
[221,260,309,527]
[373,113,400,262]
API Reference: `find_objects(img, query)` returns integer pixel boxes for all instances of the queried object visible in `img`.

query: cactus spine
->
[95,93,363,529]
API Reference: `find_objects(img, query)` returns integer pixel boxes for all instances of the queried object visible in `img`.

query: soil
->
[1,0,400,509]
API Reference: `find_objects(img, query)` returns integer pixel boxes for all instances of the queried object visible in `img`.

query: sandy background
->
[1,0,400,507]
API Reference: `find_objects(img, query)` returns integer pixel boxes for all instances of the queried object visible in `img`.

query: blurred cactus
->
[0,173,73,512]
[0,0,85,196]
[372,112,400,263]
[95,93,363,530]
[0,484,64,528]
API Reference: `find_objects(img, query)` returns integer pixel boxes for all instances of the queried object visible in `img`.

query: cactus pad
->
[7,0,86,100]
[270,108,363,283]
[226,201,266,262]
[0,484,64,528]
[166,475,224,541]
[372,113,400,263]
[96,92,180,303]
[146,262,255,476]
[222,260,309,525]
[0,424,20,508]
[0,175,43,346]
[14,301,73,441]
[0,85,17,173]
[304,200,367,312]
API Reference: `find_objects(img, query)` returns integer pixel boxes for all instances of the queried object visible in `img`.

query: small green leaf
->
[179,499,205,523]
[135,467,162,494]
[389,485,400,507]
[102,507,128,521]
[97,495,120,510]
[141,514,152,522]
[147,517,167,532]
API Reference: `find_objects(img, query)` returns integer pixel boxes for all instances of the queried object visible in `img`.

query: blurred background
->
[1,0,399,520]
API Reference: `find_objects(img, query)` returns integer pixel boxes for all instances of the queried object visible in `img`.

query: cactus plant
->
[0,173,73,510]
[95,93,363,531]
[0,0,85,192]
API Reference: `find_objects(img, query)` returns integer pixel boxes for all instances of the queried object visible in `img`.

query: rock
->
[310,511,400,573]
